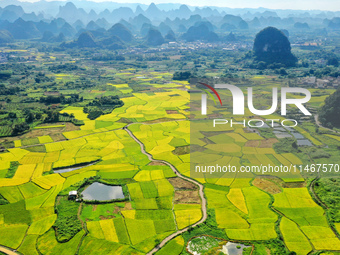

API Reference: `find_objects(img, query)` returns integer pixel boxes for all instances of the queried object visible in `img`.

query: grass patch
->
[0,200,31,224]
[21,137,40,146]
[54,196,82,242]
[25,145,46,152]
[5,161,20,178]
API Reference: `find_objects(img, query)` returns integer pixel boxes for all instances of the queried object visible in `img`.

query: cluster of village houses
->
[300,76,340,88]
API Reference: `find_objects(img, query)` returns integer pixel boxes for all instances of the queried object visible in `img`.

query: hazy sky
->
[19,0,340,11]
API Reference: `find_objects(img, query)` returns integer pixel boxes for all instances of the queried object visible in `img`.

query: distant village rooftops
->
[300,76,340,88]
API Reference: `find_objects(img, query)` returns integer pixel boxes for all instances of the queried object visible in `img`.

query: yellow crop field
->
[28,214,57,235]
[87,221,105,239]
[215,208,249,229]
[134,170,151,182]
[38,136,53,144]
[150,170,164,180]
[45,143,64,153]
[280,217,312,255]
[205,144,242,153]
[282,153,303,165]
[33,174,65,189]
[44,151,60,163]
[175,208,202,229]
[300,226,340,250]
[100,219,119,242]
[14,164,36,181]
[227,188,248,214]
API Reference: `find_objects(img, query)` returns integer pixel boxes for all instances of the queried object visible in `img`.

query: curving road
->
[0,246,19,255]
[314,114,339,133]
[123,125,207,255]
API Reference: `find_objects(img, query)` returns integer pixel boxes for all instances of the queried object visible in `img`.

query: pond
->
[221,242,251,255]
[54,161,98,173]
[81,182,125,201]
[291,132,305,139]
[297,139,313,146]
[273,131,292,139]
[187,236,219,255]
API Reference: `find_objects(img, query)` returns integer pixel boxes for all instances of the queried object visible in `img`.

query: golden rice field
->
[0,73,339,255]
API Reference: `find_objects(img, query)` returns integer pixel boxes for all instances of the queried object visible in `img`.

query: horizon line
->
[6,0,340,12]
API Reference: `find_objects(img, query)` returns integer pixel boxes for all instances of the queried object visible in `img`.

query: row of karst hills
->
[0,2,338,48]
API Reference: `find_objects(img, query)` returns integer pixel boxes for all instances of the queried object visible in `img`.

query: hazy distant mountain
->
[145,3,163,20]
[0,0,337,44]
[6,18,40,39]
[73,20,85,31]
[194,21,215,32]
[328,17,340,30]
[177,24,187,33]
[0,30,14,43]
[294,22,310,29]
[249,17,261,28]
[135,5,144,16]
[0,5,26,22]
[221,23,237,31]
[86,20,100,31]
[77,31,96,47]
[108,23,134,42]
[21,12,40,22]
[131,14,151,30]
[182,23,219,42]
[55,32,66,42]
[95,18,110,30]
[110,7,134,23]
[60,22,76,37]
[158,22,172,36]
[238,20,249,29]
[119,19,134,33]
[145,28,164,46]
[164,30,176,41]
[176,5,191,19]
[88,9,97,21]
[40,30,54,42]
[220,14,244,27]
[57,2,87,24]
[141,23,156,37]
[0,0,338,23]
[99,35,125,49]
[224,32,237,41]
[184,15,202,28]
[40,30,65,43]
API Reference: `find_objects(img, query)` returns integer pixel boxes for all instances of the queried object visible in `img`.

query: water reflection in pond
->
[54,161,98,173]
[81,182,124,201]
[297,139,313,146]
[222,242,251,255]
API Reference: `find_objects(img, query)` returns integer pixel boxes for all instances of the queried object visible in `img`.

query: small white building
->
[68,191,78,200]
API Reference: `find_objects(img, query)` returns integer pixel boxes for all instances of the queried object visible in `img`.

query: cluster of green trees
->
[319,86,340,128]
[173,71,192,81]
[39,94,83,105]
[0,84,19,95]
[83,95,124,120]
[48,63,84,73]
[54,197,82,242]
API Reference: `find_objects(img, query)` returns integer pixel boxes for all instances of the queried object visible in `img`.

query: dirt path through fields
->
[0,246,19,255]
[314,114,339,133]
[123,125,207,255]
